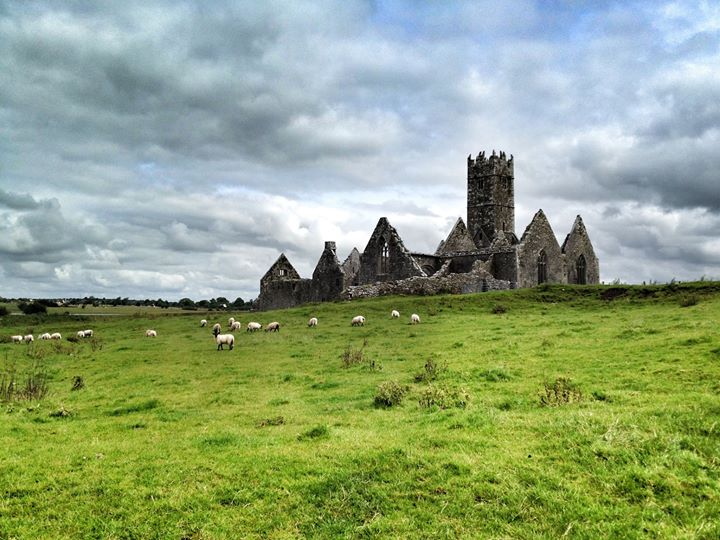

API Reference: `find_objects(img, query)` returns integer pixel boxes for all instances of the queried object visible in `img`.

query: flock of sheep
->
[9,329,94,343]
[7,311,421,351]
[203,310,421,351]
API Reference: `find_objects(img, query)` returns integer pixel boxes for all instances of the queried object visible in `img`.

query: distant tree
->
[0,306,9,317]
[18,302,47,315]
[178,298,196,310]
[231,297,245,308]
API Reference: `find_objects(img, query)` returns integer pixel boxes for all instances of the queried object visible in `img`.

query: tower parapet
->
[467,150,515,248]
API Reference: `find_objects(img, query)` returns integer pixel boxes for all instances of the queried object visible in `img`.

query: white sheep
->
[351,315,365,326]
[229,321,241,331]
[200,319,208,327]
[50,332,62,340]
[215,333,234,350]
[77,331,85,338]
[11,335,23,343]
[82,329,93,338]
[24,334,34,343]
[40,332,52,340]
[145,329,157,337]
[265,321,280,332]
[228,317,235,326]
[212,323,222,336]
[308,317,318,327]
[391,310,400,319]
[410,313,421,324]
[246,322,262,332]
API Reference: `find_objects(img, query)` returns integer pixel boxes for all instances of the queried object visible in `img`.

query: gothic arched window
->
[379,240,389,274]
[537,250,547,284]
[576,254,587,285]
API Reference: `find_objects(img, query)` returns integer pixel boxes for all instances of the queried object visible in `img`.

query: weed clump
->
[374,381,408,408]
[71,376,84,391]
[257,416,285,427]
[49,406,72,418]
[1,359,49,402]
[491,304,508,314]
[418,384,469,409]
[540,377,583,406]
[341,339,367,367]
[679,295,699,307]
[414,357,447,382]
[297,425,329,441]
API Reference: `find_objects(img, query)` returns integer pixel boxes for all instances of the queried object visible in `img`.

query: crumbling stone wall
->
[311,241,345,302]
[343,260,512,300]
[341,248,361,287]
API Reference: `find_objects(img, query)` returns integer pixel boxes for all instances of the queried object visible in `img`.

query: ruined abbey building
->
[257,150,599,310]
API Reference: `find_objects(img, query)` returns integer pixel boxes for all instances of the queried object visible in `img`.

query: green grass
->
[1,282,719,538]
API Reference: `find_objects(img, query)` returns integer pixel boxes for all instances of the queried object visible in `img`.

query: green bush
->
[418,384,469,409]
[540,377,583,406]
[374,381,408,408]
[679,295,699,307]
[17,302,47,315]
[0,306,9,317]
[414,357,447,382]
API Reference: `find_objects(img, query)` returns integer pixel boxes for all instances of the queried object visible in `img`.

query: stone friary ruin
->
[257,150,599,310]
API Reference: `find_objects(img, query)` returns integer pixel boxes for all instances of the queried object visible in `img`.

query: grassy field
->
[1,283,719,539]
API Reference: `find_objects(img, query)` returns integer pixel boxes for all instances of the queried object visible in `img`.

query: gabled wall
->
[562,216,600,284]
[311,242,345,302]
[357,217,425,285]
[516,210,566,288]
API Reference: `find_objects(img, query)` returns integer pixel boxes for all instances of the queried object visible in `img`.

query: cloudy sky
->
[1,1,719,301]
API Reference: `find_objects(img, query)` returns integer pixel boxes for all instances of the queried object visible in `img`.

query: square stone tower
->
[467,150,515,248]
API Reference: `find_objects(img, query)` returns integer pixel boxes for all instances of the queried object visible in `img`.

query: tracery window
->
[537,250,547,284]
[576,255,587,285]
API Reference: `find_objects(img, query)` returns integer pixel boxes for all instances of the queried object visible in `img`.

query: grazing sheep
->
[50,332,62,340]
[40,332,52,340]
[351,315,365,326]
[215,333,234,350]
[410,313,421,324]
[145,329,157,337]
[82,329,93,338]
[200,319,208,327]
[391,310,400,319]
[77,331,85,338]
[246,322,262,332]
[308,317,318,327]
[24,334,34,343]
[11,335,23,343]
[229,321,241,331]
[228,317,235,326]
[265,321,280,332]
[212,323,221,336]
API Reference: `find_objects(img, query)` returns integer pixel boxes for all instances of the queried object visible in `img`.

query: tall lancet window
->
[537,250,547,284]
[379,239,389,274]
[576,255,587,285]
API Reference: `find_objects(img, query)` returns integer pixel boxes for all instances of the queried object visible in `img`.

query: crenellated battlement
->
[467,149,514,175]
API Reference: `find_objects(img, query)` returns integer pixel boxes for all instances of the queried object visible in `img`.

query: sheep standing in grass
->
[24,334,34,343]
[228,317,235,327]
[391,310,400,319]
[77,331,85,338]
[246,322,262,332]
[265,321,280,332]
[11,335,23,343]
[50,333,62,340]
[200,319,208,327]
[82,329,93,338]
[146,329,157,337]
[215,333,234,350]
[212,323,221,337]
[410,313,421,324]
[229,321,241,331]
[40,333,51,340]
[308,317,318,327]
[351,315,365,326]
